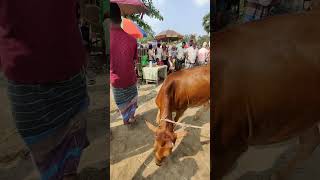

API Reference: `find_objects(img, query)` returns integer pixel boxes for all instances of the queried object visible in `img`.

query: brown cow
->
[145,65,210,166]
[213,3,320,180]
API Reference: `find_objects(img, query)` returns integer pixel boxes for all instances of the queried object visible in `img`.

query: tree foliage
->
[202,12,210,34]
[183,34,197,43]
[128,0,164,36]
[139,34,155,44]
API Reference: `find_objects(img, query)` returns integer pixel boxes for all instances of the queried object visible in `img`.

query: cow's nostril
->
[155,159,162,166]
[155,161,162,166]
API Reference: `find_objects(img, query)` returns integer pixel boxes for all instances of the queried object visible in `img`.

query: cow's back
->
[213,9,320,145]
[156,66,210,112]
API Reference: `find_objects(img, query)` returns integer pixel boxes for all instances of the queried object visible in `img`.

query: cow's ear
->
[145,120,157,133]
[175,131,188,139]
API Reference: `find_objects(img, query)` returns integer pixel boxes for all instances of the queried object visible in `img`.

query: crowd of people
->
[146,40,210,73]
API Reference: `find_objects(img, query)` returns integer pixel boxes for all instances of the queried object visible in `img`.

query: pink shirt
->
[0,0,87,83]
[110,25,137,88]
[198,47,210,63]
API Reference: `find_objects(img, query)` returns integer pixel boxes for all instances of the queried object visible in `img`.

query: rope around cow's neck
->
[160,118,204,129]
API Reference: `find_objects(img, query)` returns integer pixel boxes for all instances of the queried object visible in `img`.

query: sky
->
[143,0,210,36]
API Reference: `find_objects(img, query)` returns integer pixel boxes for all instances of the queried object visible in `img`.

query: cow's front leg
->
[173,109,186,129]
[174,109,186,123]
[271,126,320,180]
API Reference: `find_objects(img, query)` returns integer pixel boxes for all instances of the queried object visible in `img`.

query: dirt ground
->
[223,138,320,180]
[0,72,108,180]
[110,83,211,180]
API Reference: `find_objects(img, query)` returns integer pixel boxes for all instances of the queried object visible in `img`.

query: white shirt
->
[176,47,185,59]
[168,47,172,57]
[148,49,154,60]
[155,47,163,60]
[186,47,198,64]
[197,47,210,63]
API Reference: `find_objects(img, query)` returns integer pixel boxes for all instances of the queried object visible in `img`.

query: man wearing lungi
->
[110,3,139,126]
[0,1,90,179]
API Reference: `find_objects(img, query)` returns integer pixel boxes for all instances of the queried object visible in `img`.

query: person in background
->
[197,42,210,66]
[207,41,211,64]
[168,45,177,73]
[162,43,169,70]
[0,0,90,179]
[243,0,280,22]
[185,40,198,68]
[176,42,186,71]
[148,44,155,64]
[168,45,172,56]
[304,0,312,10]
[194,42,199,60]
[155,43,163,64]
[80,21,90,52]
[76,1,81,32]
[110,3,139,126]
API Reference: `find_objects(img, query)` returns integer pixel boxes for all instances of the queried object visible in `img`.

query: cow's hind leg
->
[213,104,249,180]
[271,126,320,180]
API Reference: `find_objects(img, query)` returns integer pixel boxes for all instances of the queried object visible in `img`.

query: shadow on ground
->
[110,108,158,165]
[234,141,320,180]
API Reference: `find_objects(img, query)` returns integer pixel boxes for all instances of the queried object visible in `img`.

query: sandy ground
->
[110,82,211,180]
[223,133,320,180]
[3,70,320,180]
[0,72,108,180]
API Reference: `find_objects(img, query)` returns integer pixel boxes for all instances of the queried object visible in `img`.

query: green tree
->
[139,34,155,44]
[202,12,210,34]
[183,34,197,43]
[128,0,164,36]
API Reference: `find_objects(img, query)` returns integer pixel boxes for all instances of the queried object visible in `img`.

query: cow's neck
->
[159,108,174,131]
[159,118,174,132]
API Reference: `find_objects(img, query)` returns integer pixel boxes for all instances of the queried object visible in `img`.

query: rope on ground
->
[137,153,151,169]
[161,118,209,130]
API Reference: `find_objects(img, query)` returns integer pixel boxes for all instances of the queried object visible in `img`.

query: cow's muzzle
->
[155,158,162,166]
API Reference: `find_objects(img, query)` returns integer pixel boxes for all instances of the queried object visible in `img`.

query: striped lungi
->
[7,70,90,180]
[111,84,138,124]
